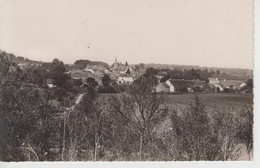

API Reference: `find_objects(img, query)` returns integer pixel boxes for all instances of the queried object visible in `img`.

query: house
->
[187,87,194,93]
[167,79,212,93]
[155,80,175,93]
[165,80,175,92]
[213,83,225,92]
[156,82,170,93]
[46,79,55,88]
[221,80,245,90]
[208,78,219,84]
[117,74,134,84]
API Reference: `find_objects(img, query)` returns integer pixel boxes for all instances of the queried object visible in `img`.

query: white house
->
[213,83,225,92]
[209,78,219,84]
[155,80,175,93]
[165,80,175,92]
[117,76,134,84]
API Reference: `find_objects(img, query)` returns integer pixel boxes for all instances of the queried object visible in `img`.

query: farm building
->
[156,79,213,93]
[156,81,175,93]
[169,79,213,93]
[213,83,225,92]
[221,80,245,90]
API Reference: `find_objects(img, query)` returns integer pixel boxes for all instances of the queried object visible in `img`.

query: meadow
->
[166,93,253,108]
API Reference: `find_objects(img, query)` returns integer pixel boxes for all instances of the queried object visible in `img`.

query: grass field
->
[166,93,253,108]
[100,93,253,108]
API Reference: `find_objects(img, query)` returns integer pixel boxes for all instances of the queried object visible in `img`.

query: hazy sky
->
[0,0,253,69]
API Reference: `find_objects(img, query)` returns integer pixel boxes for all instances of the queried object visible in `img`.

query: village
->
[14,54,253,95]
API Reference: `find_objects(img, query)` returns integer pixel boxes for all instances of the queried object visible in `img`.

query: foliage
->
[102,74,111,87]
[170,95,220,160]
[23,67,48,88]
[235,104,253,156]
[110,77,168,160]
[241,78,253,93]
[132,68,158,94]
[170,95,253,161]
[159,68,212,83]
[98,86,118,93]
[0,52,62,161]
[49,59,70,88]
[74,59,110,70]
[86,77,98,88]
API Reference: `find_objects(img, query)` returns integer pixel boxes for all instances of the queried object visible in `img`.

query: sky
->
[0,0,254,69]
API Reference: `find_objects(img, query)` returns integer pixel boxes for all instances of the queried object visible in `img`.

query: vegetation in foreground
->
[0,52,253,161]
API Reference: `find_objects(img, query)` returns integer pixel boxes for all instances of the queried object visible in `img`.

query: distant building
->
[221,80,245,90]
[213,83,225,92]
[156,82,171,93]
[208,77,219,84]
[165,80,175,92]
[156,80,175,93]
[117,74,134,84]
[156,79,214,93]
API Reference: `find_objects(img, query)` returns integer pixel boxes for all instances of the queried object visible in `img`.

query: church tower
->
[114,57,118,68]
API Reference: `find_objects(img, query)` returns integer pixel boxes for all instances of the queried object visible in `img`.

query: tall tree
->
[110,72,168,160]
[50,59,68,87]
[102,74,111,87]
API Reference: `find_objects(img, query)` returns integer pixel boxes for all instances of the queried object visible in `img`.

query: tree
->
[160,75,170,82]
[110,73,168,160]
[133,67,158,93]
[0,52,61,161]
[235,104,253,160]
[125,61,128,66]
[139,63,145,69]
[246,78,253,89]
[74,59,91,69]
[87,77,98,88]
[216,70,220,75]
[102,74,111,87]
[50,59,69,88]
[244,78,253,93]
[170,95,221,160]
[23,66,48,87]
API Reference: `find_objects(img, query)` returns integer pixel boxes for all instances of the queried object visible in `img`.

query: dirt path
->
[65,93,85,111]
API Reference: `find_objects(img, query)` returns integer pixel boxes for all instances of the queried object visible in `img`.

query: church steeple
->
[114,57,118,68]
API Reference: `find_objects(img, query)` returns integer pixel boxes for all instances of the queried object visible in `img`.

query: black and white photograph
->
[0,0,257,166]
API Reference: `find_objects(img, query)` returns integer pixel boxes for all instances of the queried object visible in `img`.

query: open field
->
[99,93,253,108]
[166,93,253,108]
